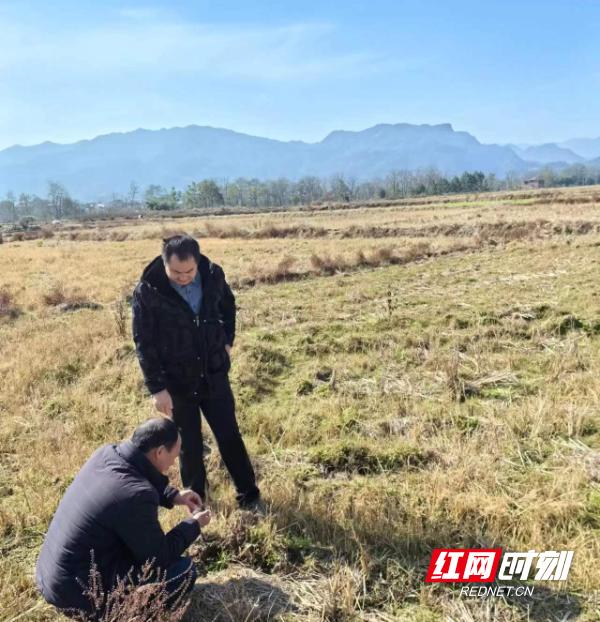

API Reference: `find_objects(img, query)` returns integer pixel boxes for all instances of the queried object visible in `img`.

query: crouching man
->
[36,418,210,618]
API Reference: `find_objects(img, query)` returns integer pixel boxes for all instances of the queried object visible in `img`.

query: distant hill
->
[559,137,600,160]
[0,123,530,201]
[509,143,584,165]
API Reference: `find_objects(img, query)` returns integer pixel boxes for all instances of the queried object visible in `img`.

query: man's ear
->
[146,446,162,464]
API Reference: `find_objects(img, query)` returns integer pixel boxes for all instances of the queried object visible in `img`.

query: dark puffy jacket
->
[35,442,200,614]
[132,254,235,397]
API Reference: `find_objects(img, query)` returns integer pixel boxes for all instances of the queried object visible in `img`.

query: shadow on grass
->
[269,502,584,622]
[185,574,295,622]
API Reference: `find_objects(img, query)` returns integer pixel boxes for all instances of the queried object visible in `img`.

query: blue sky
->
[0,0,599,150]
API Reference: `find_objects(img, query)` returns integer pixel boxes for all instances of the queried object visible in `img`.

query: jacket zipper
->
[193,314,205,378]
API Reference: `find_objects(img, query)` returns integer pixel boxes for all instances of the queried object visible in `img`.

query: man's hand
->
[174,490,203,514]
[192,508,211,528]
[152,389,173,418]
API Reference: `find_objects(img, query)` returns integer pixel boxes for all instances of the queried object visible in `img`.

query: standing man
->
[132,234,261,510]
[36,418,210,618]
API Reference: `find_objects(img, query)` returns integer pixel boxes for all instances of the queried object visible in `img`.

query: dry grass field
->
[2,186,600,621]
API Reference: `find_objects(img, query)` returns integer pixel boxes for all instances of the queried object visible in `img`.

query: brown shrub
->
[273,255,297,278]
[196,222,329,240]
[244,255,299,286]
[70,557,192,622]
[310,253,350,275]
[338,219,600,242]
[402,241,432,262]
[235,240,473,290]
[354,250,369,267]
[108,231,130,242]
[354,248,393,267]
[254,224,328,239]
[202,222,244,238]
[75,229,112,242]
[370,246,395,264]
[311,245,433,276]
[113,296,129,338]
[0,288,20,319]
[41,282,89,307]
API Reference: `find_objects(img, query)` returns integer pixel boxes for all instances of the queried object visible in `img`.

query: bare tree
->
[127,181,139,208]
[0,191,17,222]
[18,193,32,215]
[6,191,17,221]
[47,181,67,219]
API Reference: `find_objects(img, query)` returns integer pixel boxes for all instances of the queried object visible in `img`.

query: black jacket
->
[35,442,200,614]
[132,254,236,397]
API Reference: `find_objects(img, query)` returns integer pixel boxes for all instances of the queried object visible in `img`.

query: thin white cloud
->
[0,5,399,148]
[0,10,384,83]
[115,6,169,21]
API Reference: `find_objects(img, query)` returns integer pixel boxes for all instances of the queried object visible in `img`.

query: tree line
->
[2,164,600,223]
[141,171,503,211]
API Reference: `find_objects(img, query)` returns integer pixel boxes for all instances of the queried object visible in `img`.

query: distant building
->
[523,177,544,189]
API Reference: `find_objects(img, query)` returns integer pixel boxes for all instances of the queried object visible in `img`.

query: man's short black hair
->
[131,418,180,453]
[162,234,201,265]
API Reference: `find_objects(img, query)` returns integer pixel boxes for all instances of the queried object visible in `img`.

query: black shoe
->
[239,496,268,516]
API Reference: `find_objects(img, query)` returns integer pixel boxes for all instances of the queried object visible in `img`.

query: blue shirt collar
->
[170,270,200,290]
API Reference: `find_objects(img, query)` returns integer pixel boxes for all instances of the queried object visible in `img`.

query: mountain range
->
[1,123,599,201]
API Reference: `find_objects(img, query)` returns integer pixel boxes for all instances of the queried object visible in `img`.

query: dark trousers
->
[160,556,197,608]
[172,377,260,506]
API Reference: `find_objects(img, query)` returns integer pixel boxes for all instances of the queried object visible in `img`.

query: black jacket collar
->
[116,440,170,496]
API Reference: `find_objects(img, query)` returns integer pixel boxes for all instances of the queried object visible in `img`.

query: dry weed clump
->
[320,564,364,622]
[309,440,436,475]
[195,513,287,574]
[309,253,351,275]
[253,224,328,239]
[197,222,329,240]
[201,222,245,238]
[41,282,99,310]
[338,219,600,242]
[232,242,443,288]
[311,243,434,275]
[113,296,129,339]
[242,255,300,286]
[108,231,130,242]
[69,558,193,622]
[63,228,133,242]
[0,287,20,319]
